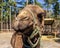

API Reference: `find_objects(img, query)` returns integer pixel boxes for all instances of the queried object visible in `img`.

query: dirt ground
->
[0,32,60,48]
[41,36,60,48]
[0,32,13,48]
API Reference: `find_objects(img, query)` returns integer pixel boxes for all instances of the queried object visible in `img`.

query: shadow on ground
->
[54,39,60,43]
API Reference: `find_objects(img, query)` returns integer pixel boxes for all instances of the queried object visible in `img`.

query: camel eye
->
[24,17,29,20]
[21,16,29,20]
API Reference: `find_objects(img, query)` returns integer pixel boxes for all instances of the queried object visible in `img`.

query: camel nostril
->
[15,17,20,21]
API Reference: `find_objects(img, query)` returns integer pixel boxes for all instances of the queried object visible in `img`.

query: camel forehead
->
[21,10,28,15]
[18,10,28,18]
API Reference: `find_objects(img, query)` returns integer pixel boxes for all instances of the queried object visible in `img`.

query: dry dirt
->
[0,32,60,48]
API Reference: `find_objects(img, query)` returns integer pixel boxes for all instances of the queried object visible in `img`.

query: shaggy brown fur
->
[11,5,45,48]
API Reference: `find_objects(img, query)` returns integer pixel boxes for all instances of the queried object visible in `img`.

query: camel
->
[11,5,45,48]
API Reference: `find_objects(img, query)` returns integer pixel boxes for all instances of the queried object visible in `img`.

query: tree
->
[26,0,33,5]
[53,1,60,18]
[34,0,43,7]
[0,0,17,29]
[44,0,60,18]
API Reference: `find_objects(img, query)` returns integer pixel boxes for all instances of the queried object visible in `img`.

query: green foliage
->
[44,0,52,11]
[0,2,6,6]
[34,0,42,7]
[8,1,16,6]
[44,0,58,4]
[28,0,33,4]
[53,1,59,17]
[0,0,17,22]
[44,0,60,18]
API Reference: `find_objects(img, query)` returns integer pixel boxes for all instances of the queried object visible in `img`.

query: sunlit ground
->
[41,35,60,48]
[0,32,60,48]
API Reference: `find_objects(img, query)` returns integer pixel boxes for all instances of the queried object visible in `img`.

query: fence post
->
[1,6,3,31]
[10,6,12,31]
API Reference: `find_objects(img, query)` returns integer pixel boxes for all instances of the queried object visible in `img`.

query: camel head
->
[12,5,45,32]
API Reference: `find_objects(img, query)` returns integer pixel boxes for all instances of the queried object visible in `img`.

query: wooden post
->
[10,6,12,31]
[1,6,3,31]
[26,0,28,5]
[55,32,56,38]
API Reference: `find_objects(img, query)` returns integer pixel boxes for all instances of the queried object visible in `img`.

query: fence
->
[0,5,23,32]
[0,15,14,32]
[0,9,15,32]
